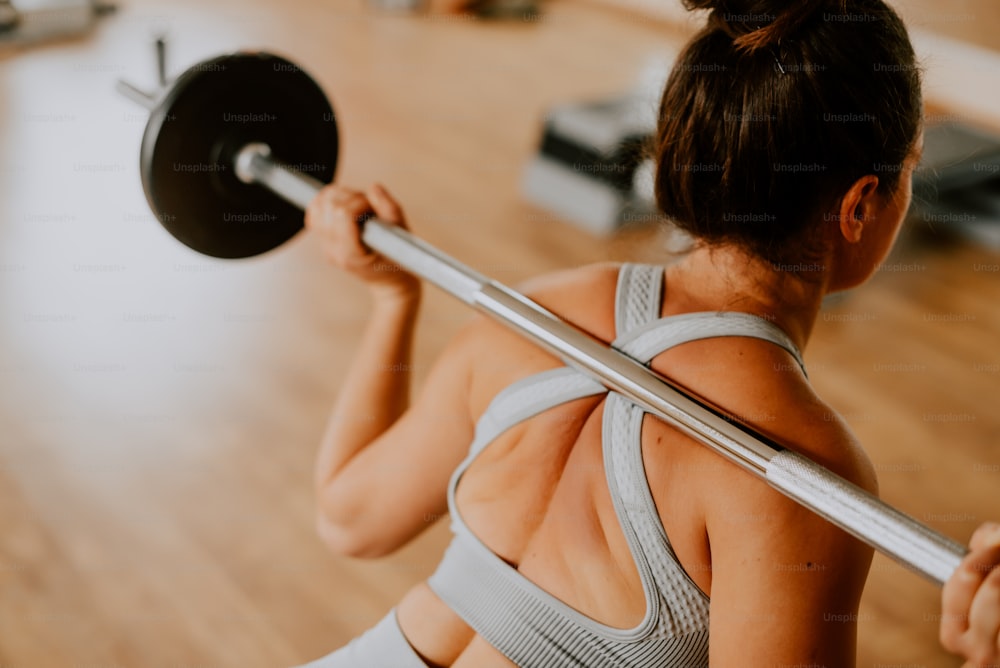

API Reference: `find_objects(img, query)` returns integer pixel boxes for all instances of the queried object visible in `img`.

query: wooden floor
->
[893,0,1000,53]
[0,1,997,666]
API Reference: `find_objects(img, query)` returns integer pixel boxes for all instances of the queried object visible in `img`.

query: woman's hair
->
[653,0,922,266]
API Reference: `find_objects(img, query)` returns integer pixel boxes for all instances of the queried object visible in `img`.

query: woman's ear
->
[836,175,880,244]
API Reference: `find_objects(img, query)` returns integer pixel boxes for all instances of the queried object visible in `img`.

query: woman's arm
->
[697,399,878,668]
[304,184,476,557]
[706,465,875,667]
[940,522,1000,667]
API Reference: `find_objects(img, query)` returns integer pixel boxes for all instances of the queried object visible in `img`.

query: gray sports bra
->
[428,263,806,667]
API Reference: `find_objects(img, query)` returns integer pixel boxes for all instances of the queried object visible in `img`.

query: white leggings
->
[294,609,429,668]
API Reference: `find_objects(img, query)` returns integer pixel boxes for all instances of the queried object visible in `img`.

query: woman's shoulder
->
[516,262,624,338]
[452,262,624,412]
[516,261,624,294]
[644,329,878,498]
[644,338,878,568]
[456,261,625,360]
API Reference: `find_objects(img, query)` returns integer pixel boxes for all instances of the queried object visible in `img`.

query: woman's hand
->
[305,182,420,299]
[941,522,1000,667]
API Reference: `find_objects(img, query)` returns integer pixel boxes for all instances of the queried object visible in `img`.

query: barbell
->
[119,50,968,585]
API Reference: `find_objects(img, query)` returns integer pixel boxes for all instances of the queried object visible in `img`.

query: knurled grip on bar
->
[768,450,966,585]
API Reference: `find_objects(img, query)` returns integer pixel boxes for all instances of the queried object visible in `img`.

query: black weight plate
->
[140,52,338,259]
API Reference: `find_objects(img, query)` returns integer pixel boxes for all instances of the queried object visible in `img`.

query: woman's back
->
[396,258,878,667]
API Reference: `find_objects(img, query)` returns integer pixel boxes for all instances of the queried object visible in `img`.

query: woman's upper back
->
[445,260,878,665]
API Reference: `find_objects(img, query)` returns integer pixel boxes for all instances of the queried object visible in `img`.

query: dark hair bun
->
[683,0,827,52]
[653,0,921,267]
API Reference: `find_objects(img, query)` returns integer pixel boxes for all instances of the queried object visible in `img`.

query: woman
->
[298,0,1000,665]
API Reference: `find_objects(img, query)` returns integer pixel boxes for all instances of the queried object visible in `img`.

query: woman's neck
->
[665,244,831,352]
